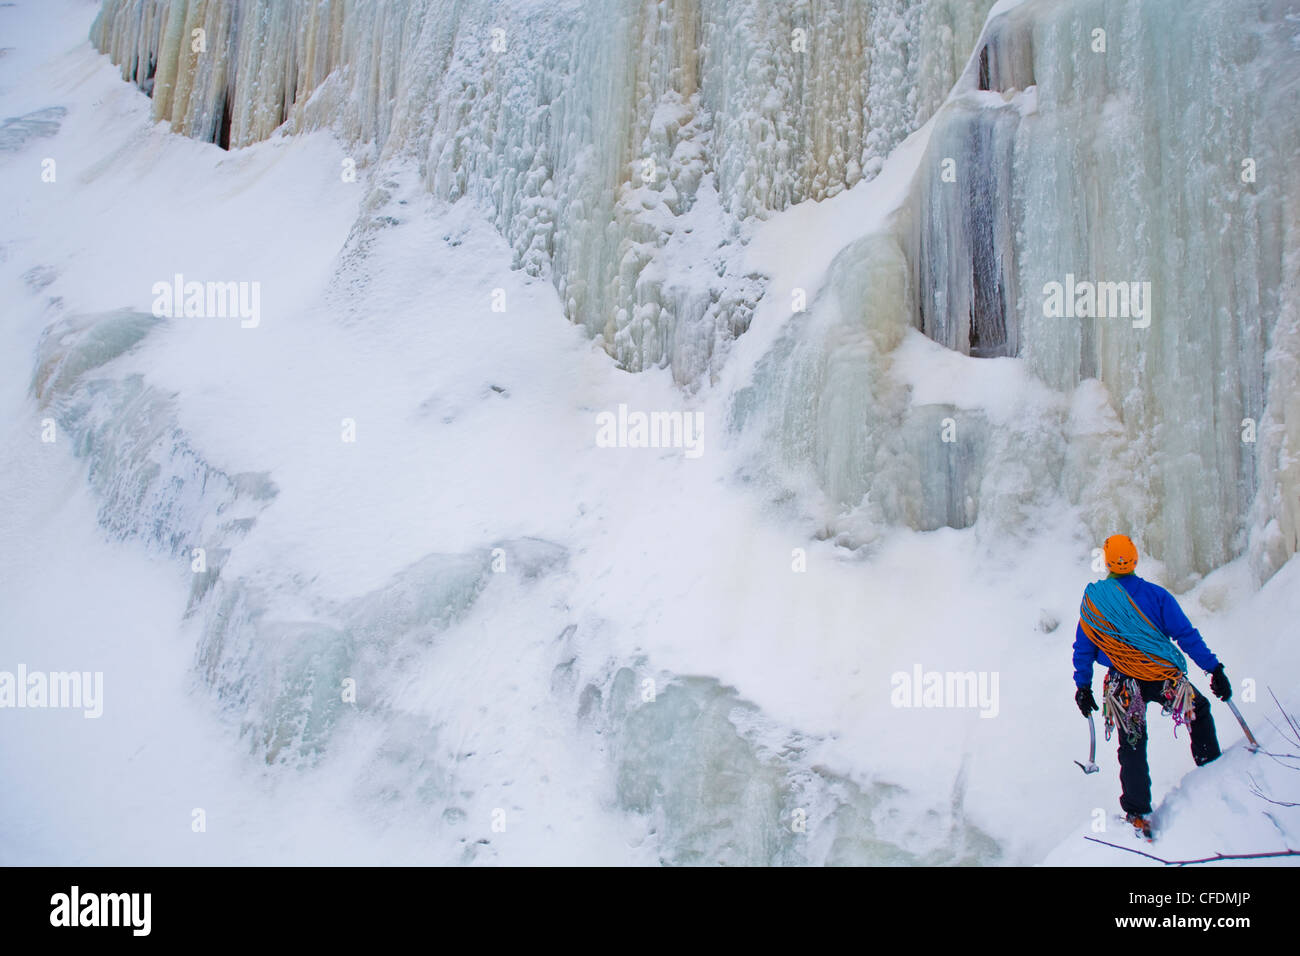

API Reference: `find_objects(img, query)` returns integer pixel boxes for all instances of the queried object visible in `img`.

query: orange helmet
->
[1104,534,1138,575]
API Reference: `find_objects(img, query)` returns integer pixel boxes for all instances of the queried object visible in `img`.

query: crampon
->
[1124,812,1154,842]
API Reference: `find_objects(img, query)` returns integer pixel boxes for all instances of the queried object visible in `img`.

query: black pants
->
[1116,677,1221,816]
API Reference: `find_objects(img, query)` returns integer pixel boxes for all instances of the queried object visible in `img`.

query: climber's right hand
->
[1076,685,1098,717]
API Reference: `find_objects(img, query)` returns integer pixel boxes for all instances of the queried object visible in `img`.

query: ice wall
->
[739,0,1300,589]
[919,0,1299,586]
[90,0,995,382]
[578,666,999,864]
[732,226,1066,547]
[31,310,280,555]
[91,0,1297,587]
[63,0,1299,864]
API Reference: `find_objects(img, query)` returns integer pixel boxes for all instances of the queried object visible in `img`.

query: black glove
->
[1076,685,1098,717]
[1210,664,1231,701]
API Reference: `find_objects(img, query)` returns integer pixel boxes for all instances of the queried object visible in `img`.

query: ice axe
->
[1075,712,1100,774]
[1225,698,1260,753]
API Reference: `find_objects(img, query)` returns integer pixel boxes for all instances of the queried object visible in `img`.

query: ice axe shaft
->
[1225,698,1259,753]
[1075,712,1100,774]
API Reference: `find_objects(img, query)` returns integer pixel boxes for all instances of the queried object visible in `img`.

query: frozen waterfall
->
[14,0,1292,866]
[737,0,1299,589]
[90,0,997,382]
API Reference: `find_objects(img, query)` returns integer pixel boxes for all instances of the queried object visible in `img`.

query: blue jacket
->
[1073,573,1220,687]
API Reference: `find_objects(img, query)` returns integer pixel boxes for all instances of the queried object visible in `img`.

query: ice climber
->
[1072,534,1232,841]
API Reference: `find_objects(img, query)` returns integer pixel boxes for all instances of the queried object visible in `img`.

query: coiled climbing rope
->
[1080,578,1197,742]
[1079,579,1186,681]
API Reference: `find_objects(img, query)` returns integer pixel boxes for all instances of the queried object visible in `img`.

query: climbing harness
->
[1101,667,1197,746]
